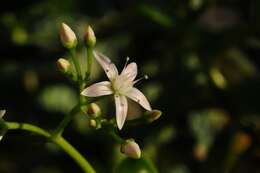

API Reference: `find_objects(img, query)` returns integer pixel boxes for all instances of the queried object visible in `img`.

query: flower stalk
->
[5,121,96,173]
[69,48,82,82]
[52,104,80,137]
[85,47,93,80]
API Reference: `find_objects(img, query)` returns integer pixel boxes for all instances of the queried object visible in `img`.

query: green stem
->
[5,122,96,173]
[70,48,82,81]
[108,128,124,143]
[53,104,80,137]
[54,136,96,173]
[6,122,50,137]
[85,46,93,80]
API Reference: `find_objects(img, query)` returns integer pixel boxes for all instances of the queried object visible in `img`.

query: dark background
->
[0,0,259,173]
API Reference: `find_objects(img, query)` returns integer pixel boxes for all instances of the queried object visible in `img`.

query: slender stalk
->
[5,122,96,173]
[70,48,82,81]
[85,46,93,80]
[53,104,80,137]
[6,122,50,137]
[108,128,124,143]
[53,136,96,173]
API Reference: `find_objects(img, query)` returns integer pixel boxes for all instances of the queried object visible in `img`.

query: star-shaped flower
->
[81,52,152,129]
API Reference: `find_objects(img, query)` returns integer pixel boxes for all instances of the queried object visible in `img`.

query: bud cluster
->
[57,22,97,81]
[59,22,96,49]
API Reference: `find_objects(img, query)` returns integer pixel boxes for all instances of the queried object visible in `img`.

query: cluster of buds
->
[86,103,102,129]
[57,22,96,79]
[59,22,96,49]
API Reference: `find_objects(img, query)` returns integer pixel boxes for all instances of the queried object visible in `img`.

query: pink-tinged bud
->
[57,58,70,73]
[87,103,101,117]
[0,110,6,119]
[84,26,96,47]
[145,110,162,123]
[121,139,141,159]
[60,23,77,49]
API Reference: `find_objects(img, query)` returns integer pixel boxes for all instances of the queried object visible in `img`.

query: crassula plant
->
[0,23,161,173]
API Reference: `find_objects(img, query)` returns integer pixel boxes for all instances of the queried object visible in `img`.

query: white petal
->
[81,81,113,97]
[0,110,6,118]
[114,95,128,130]
[94,51,118,80]
[120,62,137,82]
[125,88,152,111]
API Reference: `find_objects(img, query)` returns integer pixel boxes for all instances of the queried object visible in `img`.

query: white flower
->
[81,51,152,130]
[0,110,6,119]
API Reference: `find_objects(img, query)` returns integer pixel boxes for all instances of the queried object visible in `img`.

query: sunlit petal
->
[120,62,137,82]
[114,95,128,130]
[0,110,6,118]
[94,51,118,80]
[125,87,152,111]
[81,81,113,97]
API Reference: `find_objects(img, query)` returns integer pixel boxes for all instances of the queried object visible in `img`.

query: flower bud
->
[60,23,77,49]
[57,58,70,73]
[121,139,141,159]
[87,103,101,117]
[88,119,101,129]
[145,110,162,123]
[89,119,97,128]
[84,26,96,47]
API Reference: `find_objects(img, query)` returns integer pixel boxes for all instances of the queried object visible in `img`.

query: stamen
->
[133,74,149,84]
[123,57,130,69]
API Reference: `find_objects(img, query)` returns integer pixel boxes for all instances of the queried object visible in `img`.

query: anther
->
[133,74,149,84]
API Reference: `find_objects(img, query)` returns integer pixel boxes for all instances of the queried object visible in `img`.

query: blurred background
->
[0,0,259,173]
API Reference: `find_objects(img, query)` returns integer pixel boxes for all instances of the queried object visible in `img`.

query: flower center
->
[112,75,133,94]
